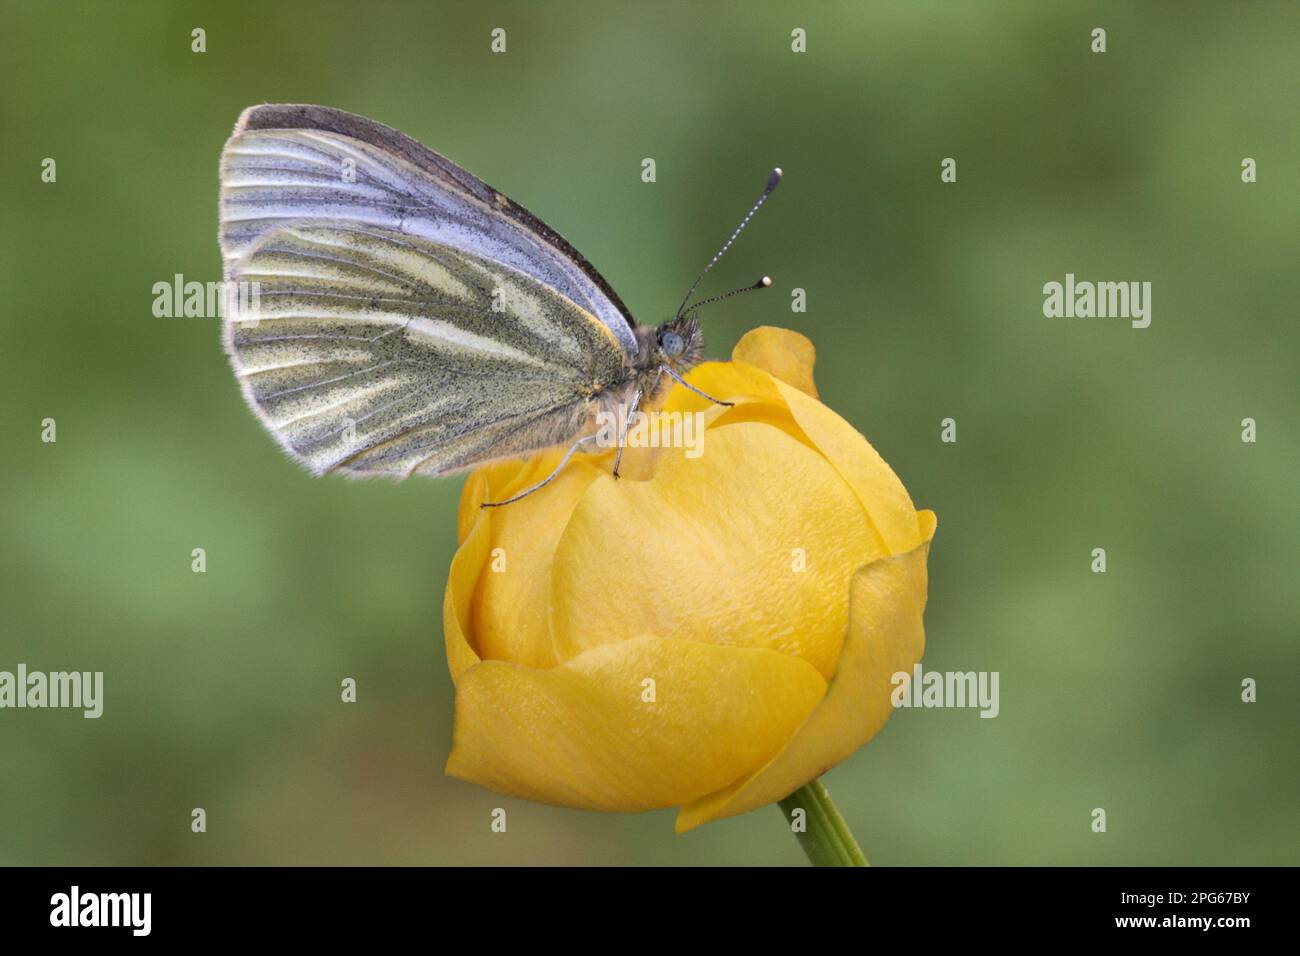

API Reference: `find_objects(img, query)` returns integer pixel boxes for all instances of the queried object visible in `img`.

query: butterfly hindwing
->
[225,223,628,478]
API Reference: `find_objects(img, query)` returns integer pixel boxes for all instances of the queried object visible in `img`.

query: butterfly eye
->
[661,332,685,358]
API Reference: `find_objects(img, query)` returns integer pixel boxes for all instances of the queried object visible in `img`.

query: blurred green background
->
[2,0,1297,865]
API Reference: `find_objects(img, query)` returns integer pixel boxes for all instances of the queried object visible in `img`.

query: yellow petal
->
[671,356,917,557]
[732,326,819,398]
[455,468,489,544]
[662,359,785,416]
[470,455,605,669]
[769,376,921,556]
[445,636,827,812]
[548,423,878,679]
[445,486,490,684]
[676,509,936,832]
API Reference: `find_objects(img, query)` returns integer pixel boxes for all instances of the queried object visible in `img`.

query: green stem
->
[777,778,869,866]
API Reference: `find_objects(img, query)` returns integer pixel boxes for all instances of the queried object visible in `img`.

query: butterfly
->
[218,104,779,506]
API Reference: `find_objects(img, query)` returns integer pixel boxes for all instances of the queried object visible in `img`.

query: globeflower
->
[443,326,936,844]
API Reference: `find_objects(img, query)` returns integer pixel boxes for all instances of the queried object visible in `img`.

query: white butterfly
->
[219,105,777,505]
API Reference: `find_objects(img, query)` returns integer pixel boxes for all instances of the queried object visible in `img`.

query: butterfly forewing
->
[220,104,637,352]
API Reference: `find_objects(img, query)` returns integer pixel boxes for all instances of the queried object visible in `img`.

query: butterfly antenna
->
[675,167,782,319]
[682,276,772,317]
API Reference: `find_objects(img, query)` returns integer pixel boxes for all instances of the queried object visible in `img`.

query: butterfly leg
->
[480,434,599,508]
[612,387,643,479]
[661,364,735,407]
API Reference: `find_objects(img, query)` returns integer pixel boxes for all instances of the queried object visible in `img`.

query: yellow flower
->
[443,326,937,832]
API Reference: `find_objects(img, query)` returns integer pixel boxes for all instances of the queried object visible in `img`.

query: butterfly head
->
[654,315,704,370]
